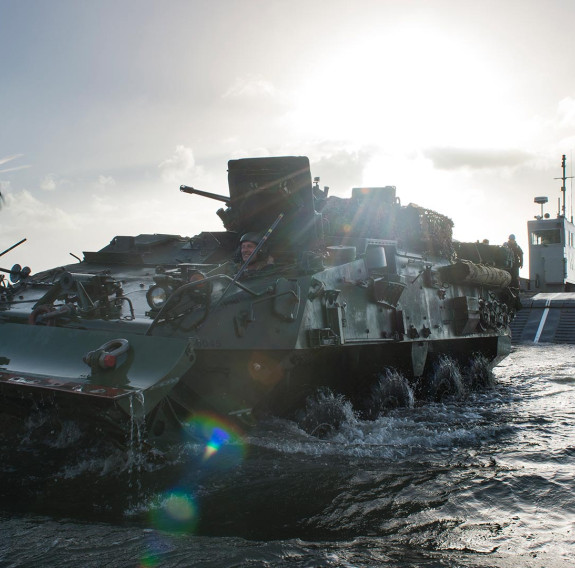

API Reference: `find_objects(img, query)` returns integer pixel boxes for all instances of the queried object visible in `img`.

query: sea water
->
[1,343,574,567]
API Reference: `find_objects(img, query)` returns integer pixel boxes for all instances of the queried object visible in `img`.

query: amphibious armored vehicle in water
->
[0,156,516,446]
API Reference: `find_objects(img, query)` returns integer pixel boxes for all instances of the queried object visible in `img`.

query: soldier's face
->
[241,241,257,263]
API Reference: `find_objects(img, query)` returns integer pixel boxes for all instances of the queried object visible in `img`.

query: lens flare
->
[139,551,160,568]
[150,491,198,534]
[203,426,230,460]
[147,414,246,538]
[183,412,246,465]
[248,350,284,386]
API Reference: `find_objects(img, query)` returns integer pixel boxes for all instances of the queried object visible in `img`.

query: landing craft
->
[511,154,575,343]
[0,156,517,447]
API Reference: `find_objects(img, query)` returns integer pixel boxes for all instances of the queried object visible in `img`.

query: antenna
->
[554,154,574,218]
[569,150,573,223]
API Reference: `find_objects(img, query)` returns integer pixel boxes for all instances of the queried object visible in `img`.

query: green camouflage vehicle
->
[0,156,516,446]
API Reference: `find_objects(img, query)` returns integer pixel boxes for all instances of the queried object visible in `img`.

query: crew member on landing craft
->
[505,233,524,288]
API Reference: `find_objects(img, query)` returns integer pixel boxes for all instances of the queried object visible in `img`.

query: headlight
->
[146,284,171,309]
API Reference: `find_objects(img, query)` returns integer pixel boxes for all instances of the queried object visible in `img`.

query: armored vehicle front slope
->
[0,156,516,446]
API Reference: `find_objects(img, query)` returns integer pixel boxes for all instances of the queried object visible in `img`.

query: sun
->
[285,23,514,150]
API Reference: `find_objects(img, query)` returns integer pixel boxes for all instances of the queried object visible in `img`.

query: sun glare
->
[287,25,514,149]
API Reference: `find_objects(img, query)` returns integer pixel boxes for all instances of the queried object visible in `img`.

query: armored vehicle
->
[0,156,516,446]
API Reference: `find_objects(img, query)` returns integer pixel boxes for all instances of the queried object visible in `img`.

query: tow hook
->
[83,338,130,372]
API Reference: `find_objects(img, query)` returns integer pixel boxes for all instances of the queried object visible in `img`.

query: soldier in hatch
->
[238,232,275,276]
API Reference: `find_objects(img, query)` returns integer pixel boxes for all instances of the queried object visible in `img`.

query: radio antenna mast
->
[554,154,574,218]
[571,150,573,222]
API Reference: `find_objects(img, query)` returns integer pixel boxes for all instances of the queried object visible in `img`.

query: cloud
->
[308,144,376,194]
[558,96,575,127]
[40,174,57,191]
[222,75,278,99]
[40,173,79,191]
[1,188,76,229]
[422,147,533,171]
[40,173,115,193]
[220,75,288,118]
[0,188,77,272]
[229,147,272,160]
[0,181,10,208]
[159,145,202,183]
[89,193,120,214]
[97,175,116,187]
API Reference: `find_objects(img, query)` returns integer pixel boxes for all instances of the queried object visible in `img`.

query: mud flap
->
[497,334,511,357]
[494,334,512,365]
[411,341,428,377]
[0,323,195,418]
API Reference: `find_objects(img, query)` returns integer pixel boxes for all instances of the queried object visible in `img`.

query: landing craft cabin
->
[528,197,575,292]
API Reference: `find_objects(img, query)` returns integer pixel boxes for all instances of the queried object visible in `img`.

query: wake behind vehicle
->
[0,156,517,446]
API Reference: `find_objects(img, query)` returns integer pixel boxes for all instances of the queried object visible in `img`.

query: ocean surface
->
[1,343,574,568]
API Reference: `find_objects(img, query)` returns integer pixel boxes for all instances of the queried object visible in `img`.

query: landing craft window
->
[531,229,562,245]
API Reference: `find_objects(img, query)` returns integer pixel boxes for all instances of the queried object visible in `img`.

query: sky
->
[1,0,575,276]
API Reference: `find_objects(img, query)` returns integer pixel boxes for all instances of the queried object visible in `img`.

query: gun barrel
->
[180,185,230,204]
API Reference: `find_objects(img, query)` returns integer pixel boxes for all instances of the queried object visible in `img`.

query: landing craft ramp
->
[511,293,575,343]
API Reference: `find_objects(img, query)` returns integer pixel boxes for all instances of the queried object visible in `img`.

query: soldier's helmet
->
[239,231,269,258]
[240,231,262,245]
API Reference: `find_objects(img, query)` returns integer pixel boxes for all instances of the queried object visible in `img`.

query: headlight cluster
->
[146,270,210,311]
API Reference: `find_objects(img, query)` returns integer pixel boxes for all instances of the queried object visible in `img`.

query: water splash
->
[425,355,465,401]
[19,408,75,447]
[362,369,415,420]
[128,390,146,488]
[295,388,357,437]
[463,353,496,390]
